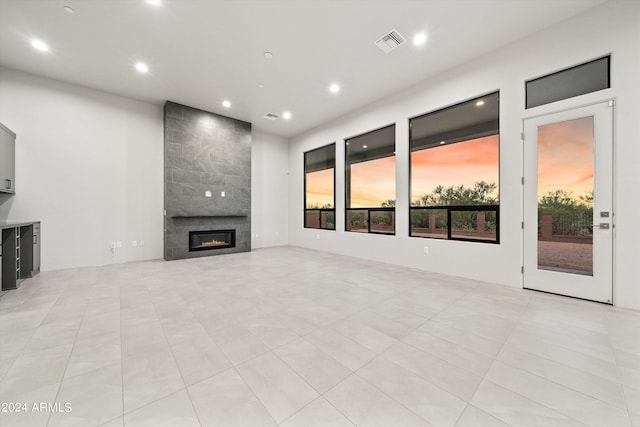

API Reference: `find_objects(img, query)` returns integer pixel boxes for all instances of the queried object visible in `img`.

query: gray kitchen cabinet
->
[0,122,16,193]
[1,222,40,291]
[33,222,40,275]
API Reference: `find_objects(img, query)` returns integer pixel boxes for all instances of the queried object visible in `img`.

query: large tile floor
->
[0,246,639,427]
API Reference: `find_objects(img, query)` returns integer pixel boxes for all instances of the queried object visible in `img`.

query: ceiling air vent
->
[374,29,406,53]
[264,113,279,120]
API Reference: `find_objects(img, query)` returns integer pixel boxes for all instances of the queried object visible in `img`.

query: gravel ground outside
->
[538,241,593,273]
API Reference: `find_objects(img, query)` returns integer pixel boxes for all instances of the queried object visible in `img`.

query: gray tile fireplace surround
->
[164,101,251,260]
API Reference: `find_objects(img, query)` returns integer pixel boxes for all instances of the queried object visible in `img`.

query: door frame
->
[521,98,616,304]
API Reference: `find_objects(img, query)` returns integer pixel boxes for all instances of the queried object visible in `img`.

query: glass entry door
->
[523,101,613,303]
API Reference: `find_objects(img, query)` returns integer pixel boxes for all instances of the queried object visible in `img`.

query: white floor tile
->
[122,351,185,413]
[485,360,630,426]
[471,380,584,426]
[49,363,122,426]
[236,352,318,423]
[625,385,640,415]
[188,368,276,427]
[325,374,432,427]
[273,338,352,393]
[497,344,626,408]
[358,356,466,426]
[455,404,511,427]
[170,336,231,386]
[383,342,483,401]
[1,247,637,426]
[403,329,494,377]
[305,329,377,371]
[124,389,199,427]
[279,397,355,427]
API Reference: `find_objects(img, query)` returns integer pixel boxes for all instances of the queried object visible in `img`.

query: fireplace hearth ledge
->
[171,214,248,219]
[168,208,249,218]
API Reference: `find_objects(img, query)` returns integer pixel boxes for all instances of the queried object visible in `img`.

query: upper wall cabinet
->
[0,122,16,193]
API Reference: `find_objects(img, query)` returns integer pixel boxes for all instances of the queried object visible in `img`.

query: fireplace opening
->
[189,230,236,251]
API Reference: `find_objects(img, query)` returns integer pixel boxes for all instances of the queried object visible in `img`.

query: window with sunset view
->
[410,92,500,243]
[304,143,335,230]
[345,125,396,235]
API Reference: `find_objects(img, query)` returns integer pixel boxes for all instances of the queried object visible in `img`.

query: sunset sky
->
[411,135,499,203]
[350,156,396,207]
[305,121,592,209]
[305,168,334,208]
[537,116,593,199]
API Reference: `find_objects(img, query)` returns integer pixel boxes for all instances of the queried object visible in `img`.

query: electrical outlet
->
[116,241,122,248]
[139,240,145,247]
[221,191,225,197]
[110,242,116,249]
[132,240,138,247]
[423,246,429,254]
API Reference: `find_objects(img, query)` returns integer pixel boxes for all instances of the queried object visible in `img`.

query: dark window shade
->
[346,124,395,165]
[410,92,499,152]
[305,143,335,173]
[526,56,610,109]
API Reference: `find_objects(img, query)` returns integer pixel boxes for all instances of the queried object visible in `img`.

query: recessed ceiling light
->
[264,52,274,60]
[413,32,427,46]
[363,145,368,149]
[329,83,340,94]
[63,6,74,14]
[439,141,446,145]
[146,0,161,6]
[476,100,485,106]
[135,62,149,73]
[282,111,292,120]
[31,39,49,52]
[222,100,231,108]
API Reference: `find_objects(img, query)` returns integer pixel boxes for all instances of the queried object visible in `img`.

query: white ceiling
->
[0,0,606,138]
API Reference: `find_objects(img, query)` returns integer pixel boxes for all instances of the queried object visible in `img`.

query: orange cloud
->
[350,156,396,207]
[306,168,334,208]
[411,135,499,201]
[538,117,593,198]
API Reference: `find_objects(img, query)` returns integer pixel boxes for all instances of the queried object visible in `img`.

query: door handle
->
[592,223,610,229]
[4,179,10,189]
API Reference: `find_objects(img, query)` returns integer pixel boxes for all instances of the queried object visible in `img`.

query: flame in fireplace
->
[201,240,227,247]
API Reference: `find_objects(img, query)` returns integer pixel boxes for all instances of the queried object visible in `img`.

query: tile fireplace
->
[163,101,251,260]
[189,230,236,252]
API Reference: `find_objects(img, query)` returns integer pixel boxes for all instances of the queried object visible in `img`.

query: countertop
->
[0,221,40,229]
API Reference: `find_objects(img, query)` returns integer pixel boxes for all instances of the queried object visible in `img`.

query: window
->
[304,144,335,229]
[410,92,500,243]
[345,125,395,234]
[526,56,610,109]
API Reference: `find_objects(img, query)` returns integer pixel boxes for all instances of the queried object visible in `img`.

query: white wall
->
[0,68,291,271]
[251,130,289,248]
[288,1,640,310]
[0,67,164,270]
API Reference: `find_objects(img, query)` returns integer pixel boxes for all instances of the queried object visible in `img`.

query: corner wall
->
[0,67,164,270]
[251,130,289,248]
[288,1,640,310]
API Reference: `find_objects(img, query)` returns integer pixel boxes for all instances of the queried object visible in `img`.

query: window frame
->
[344,124,396,236]
[303,143,336,230]
[408,92,501,244]
[525,55,610,109]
